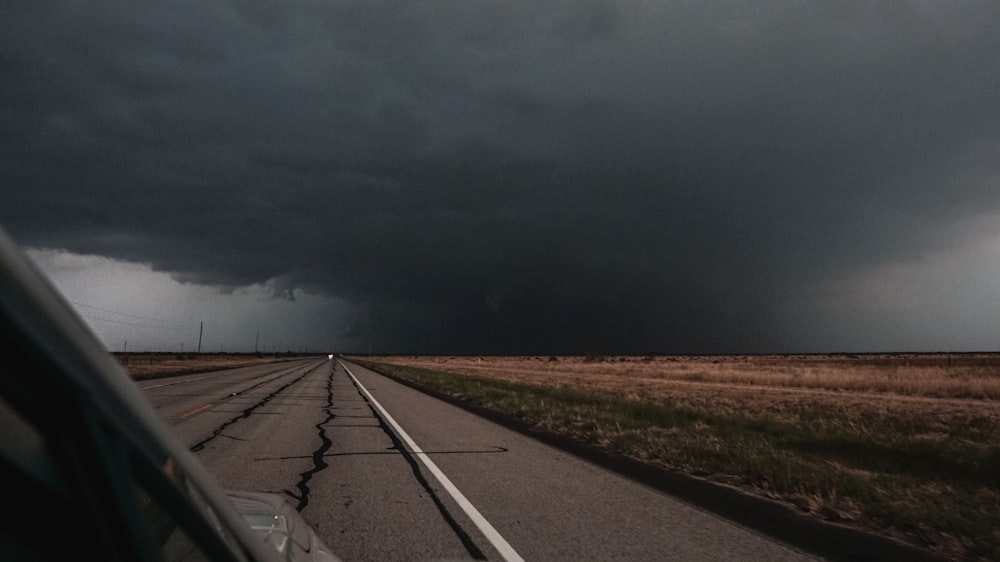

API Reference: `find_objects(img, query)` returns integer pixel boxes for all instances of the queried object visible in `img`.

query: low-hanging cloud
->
[4,1,1000,353]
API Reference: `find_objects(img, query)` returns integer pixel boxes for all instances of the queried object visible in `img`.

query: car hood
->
[226,491,341,562]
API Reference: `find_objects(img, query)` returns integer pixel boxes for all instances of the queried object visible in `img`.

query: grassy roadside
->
[116,352,307,380]
[352,358,999,561]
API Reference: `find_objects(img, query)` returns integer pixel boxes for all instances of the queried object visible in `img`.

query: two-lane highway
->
[138,357,817,561]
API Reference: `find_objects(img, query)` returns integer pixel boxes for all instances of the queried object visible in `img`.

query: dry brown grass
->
[371,355,1000,437]
[372,354,1000,431]
[376,353,1000,400]
[366,353,1000,560]
[115,352,298,380]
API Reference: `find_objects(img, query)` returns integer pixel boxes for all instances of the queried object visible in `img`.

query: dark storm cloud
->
[3,1,1000,353]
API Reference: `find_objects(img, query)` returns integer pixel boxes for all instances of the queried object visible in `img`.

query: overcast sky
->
[3,1,1000,354]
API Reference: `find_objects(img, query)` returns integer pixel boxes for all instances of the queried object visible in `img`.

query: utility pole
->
[254,331,259,354]
[197,321,203,354]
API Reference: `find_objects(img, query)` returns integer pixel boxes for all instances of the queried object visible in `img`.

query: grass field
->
[114,352,301,380]
[352,353,1000,561]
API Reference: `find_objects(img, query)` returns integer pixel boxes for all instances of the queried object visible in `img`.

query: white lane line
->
[341,362,525,562]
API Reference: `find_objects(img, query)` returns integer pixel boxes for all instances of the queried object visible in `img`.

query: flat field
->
[114,352,300,380]
[361,353,1000,561]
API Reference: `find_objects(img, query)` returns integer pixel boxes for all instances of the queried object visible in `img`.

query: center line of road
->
[341,362,525,562]
[179,403,214,419]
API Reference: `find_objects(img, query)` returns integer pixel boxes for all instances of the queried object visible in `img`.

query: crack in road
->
[221,362,310,399]
[189,362,325,453]
[261,446,510,459]
[286,363,335,512]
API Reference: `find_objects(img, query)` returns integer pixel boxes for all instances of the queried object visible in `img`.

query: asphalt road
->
[139,357,817,561]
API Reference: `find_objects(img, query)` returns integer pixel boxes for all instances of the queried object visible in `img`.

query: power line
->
[68,300,162,321]
[68,299,194,330]
[78,313,169,330]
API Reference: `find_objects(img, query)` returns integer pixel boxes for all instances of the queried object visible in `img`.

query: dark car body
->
[0,226,339,562]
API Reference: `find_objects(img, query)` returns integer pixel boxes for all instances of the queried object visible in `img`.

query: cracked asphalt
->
[142,358,486,561]
[140,358,817,562]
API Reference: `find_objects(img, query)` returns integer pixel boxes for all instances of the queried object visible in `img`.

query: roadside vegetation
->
[351,354,1000,561]
[115,352,304,380]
